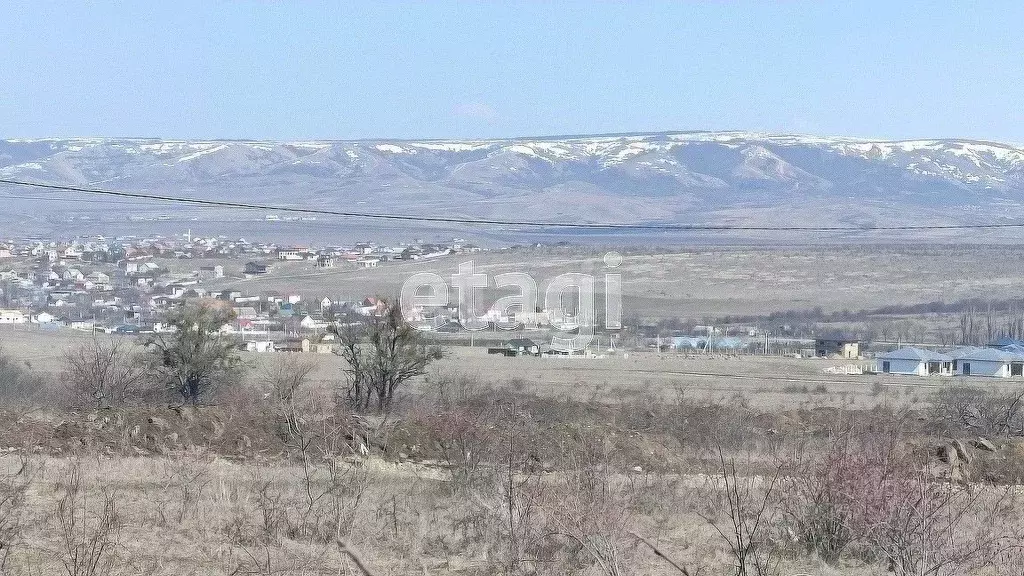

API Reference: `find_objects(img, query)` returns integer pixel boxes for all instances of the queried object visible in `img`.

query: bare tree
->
[62,338,147,408]
[332,299,439,412]
[260,355,321,441]
[145,300,240,405]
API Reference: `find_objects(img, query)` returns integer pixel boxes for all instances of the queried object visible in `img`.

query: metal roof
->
[876,347,951,362]
[949,346,1024,362]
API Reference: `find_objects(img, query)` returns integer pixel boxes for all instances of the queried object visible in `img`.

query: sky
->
[1,2,1023,142]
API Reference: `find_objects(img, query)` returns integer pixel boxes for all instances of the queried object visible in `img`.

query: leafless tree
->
[332,298,439,412]
[260,355,320,441]
[62,338,147,408]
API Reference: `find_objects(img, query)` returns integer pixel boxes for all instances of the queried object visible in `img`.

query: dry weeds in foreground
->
[2,357,1024,574]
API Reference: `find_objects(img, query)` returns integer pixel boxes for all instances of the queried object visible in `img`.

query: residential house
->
[198,265,224,279]
[62,268,85,282]
[33,312,56,324]
[88,271,110,283]
[950,346,1024,377]
[233,306,259,320]
[0,310,27,324]
[814,334,861,359]
[507,338,540,356]
[299,315,328,331]
[69,320,95,332]
[277,248,308,261]
[245,341,276,353]
[243,262,270,275]
[876,347,952,376]
[301,338,335,354]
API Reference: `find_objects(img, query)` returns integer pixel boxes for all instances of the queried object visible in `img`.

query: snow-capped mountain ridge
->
[3,131,1024,235]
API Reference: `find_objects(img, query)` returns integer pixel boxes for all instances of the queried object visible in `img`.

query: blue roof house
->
[876,347,952,376]
[950,346,1024,377]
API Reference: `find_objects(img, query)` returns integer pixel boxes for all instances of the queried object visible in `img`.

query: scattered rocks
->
[971,437,997,452]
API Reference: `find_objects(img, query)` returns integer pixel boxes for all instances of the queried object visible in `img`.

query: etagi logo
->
[400,252,623,352]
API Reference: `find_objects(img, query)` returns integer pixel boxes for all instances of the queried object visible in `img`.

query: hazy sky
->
[2,2,1023,141]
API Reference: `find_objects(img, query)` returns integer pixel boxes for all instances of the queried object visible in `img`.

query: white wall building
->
[876,347,952,376]
[950,347,1024,377]
[0,310,27,324]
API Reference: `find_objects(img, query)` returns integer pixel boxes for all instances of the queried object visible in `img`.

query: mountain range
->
[3,131,1024,242]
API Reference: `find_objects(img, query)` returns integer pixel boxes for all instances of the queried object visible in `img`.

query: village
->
[7,231,1024,379]
[0,232,481,342]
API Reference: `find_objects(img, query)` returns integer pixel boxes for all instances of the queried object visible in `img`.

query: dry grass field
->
[5,244,1024,575]
[0,326,997,411]
[177,244,1024,318]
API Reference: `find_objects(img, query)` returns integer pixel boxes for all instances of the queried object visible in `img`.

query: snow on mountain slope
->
[3,132,1024,231]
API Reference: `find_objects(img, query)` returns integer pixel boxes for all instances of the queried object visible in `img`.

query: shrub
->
[61,338,148,408]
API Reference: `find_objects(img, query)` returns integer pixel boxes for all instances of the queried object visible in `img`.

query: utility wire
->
[1,176,1021,232]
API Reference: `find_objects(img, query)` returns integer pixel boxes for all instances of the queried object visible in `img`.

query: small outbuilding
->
[876,347,952,376]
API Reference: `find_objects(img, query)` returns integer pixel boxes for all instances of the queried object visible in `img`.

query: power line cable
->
[1,177,1021,232]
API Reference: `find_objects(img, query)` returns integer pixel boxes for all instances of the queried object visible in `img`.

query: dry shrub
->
[868,479,1017,576]
[61,338,148,409]
[662,390,761,461]
[158,447,212,524]
[540,433,637,576]
[931,386,1024,437]
[53,460,122,576]
[260,355,320,438]
[470,401,549,575]
[778,409,1021,574]
[0,345,54,408]
[246,464,286,545]
[0,456,35,573]
[412,371,503,491]
[258,356,369,544]
[777,411,913,565]
[697,448,782,576]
